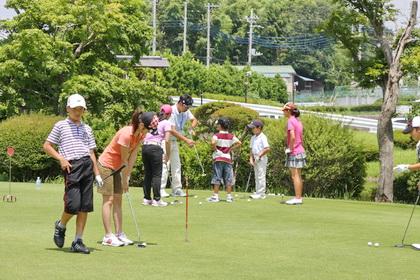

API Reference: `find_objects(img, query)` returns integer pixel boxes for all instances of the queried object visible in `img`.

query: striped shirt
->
[46,118,96,161]
[212,131,239,164]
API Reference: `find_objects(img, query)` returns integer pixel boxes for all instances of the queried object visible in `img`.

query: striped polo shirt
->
[47,118,96,161]
[212,131,239,164]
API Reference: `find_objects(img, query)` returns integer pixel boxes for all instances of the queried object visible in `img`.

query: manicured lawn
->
[1,183,420,279]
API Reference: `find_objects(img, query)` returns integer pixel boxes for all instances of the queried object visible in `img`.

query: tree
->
[0,0,153,120]
[324,0,418,201]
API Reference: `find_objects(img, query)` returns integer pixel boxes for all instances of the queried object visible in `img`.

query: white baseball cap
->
[67,94,87,109]
[403,116,420,134]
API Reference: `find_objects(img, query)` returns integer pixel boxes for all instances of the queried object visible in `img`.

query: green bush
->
[394,172,420,203]
[394,130,417,150]
[0,113,62,181]
[210,106,259,133]
[193,102,238,129]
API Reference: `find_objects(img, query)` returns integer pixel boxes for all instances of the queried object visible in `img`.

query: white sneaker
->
[207,195,220,202]
[116,232,134,246]
[160,189,170,198]
[285,198,303,205]
[143,198,152,206]
[250,193,266,200]
[102,234,125,247]
[152,199,168,207]
[412,244,420,250]
[172,189,187,197]
[226,195,233,203]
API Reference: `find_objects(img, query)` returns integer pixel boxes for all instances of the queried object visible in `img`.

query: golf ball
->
[374,242,380,247]
[194,195,198,198]
[367,242,373,246]
[199,202,202,205]
[247,199,251,202]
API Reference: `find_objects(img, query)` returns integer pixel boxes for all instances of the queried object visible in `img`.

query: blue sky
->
[0,0,416,26]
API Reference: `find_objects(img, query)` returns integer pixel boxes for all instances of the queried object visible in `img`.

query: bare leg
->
[102,195,114,235]
[290,168,303,199]
[75,212,88,236]
[59,212,73,226]
[213,184,220,194]
[226,185,232,194]
[113,194,123,234]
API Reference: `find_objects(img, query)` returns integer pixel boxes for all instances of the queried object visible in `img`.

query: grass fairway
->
[1,183,420,280]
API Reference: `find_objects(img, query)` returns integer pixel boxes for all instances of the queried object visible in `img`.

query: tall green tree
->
[0,0,153,120]
[324,0,418,202]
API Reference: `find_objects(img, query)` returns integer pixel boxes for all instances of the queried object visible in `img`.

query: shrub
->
[193,101,238,129]
[210,106,259,132]
[394,130,417,150]
[394,172,420,203]
[0,113,62,181]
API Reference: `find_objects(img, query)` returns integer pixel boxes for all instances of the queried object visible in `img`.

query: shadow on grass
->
[45,247,103,253]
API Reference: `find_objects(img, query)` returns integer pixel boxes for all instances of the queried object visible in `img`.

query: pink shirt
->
[286,116,304,155]
[99,126,143,170]
[144,119,172,143]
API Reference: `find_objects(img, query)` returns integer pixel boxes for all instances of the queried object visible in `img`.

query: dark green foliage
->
[193,102,239,129]
[210,106,259,133]
[0,114,62,181]
[394,172,420,203]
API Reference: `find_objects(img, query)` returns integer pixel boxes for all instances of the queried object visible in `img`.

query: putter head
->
[394,243,406,248]
[137,242,147,248]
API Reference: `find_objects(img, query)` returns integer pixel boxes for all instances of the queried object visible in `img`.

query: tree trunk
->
[376,78,399,202]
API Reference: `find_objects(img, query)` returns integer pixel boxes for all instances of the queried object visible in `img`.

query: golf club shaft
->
[245,168,252,193]
[102,164,126,181]
[400,193,420,245]
[126,192,141,242]
[185,177,189,242]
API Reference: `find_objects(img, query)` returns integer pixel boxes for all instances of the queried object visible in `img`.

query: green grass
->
[2,183,420,280]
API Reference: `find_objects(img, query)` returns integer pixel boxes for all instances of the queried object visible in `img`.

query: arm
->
[288,129,295,151]
[164,131,171,162]
[211,137,217,151]
[258,147,271,158]
[120,145,130,192]
[231,141,242,151]
[408,163,420,171]
[169,125,195,146]
[43,141,72,173]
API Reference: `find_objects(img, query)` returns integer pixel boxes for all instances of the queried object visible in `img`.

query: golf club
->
[103,164,126,181]
[395,187,420,248]
[125,192,147,248]
[244,166,252,193]
[188,131,206,177]
[185,176,190,242]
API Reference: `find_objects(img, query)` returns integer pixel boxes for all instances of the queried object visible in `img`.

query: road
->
[172,96,407,133]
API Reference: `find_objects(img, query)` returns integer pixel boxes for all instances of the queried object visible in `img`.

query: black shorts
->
[63,156,94,214]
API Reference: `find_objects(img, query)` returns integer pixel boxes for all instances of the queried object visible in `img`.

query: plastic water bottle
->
[35,177,42,190]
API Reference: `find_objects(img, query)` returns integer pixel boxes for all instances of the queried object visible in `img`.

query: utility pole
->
[183,1,188,55]
[206,3,218,68]
[246,9,258,66]
[152,0,157,55]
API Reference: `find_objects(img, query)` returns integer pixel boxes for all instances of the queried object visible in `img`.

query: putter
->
[188,131,206,177]
[125,192,147,248]
[395,189,420,248]
[244,167,252,193]
[185,176,190,242]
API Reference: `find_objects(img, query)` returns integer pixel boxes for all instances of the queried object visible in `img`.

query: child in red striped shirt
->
[208,117,241,203]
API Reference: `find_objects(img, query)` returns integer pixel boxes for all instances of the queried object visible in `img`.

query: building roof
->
[235,65,297,76]
[296,74,315,82]
[136,56,170,68]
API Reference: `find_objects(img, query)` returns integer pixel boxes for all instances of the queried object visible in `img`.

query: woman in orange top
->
[97,109,151,247]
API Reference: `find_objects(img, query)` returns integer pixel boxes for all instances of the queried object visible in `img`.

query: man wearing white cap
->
[394,116,420,173]
[161,94,197,197]
[394,116,420,250]
[43,93,102,254]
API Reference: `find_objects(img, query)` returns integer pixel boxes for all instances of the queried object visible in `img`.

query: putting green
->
[1,182,420,280]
